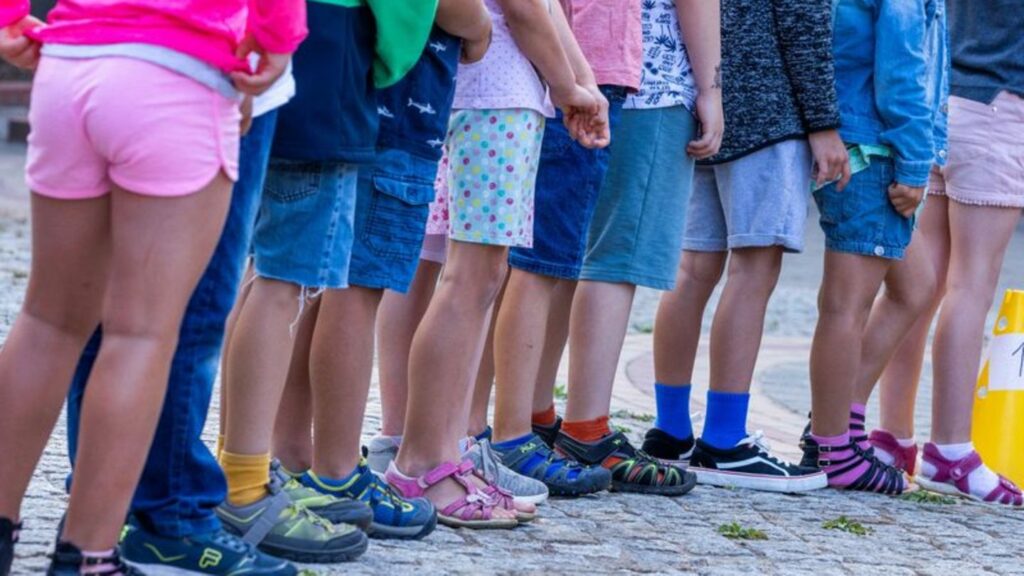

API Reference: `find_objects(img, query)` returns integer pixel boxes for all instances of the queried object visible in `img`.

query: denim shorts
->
[252,159,358,288]
[813,156,913,260]
[348,149,436,293]
[579,105,698,290]
[685,139,812,253]
[508,87,626,279]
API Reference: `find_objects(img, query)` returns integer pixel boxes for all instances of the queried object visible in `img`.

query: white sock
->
[873,436,915,466]
[458,436,474,455]
[921,442,1000,496]
[80,549,118,575]
[897,437,915,448]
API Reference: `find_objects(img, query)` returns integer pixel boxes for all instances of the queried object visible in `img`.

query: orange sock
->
[531,405,557,427]
[561,415,611,443]
[220,450,270,506]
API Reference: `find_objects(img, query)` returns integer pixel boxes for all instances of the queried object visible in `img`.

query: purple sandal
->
[869,430,918,476]
[917,443,1022,507]
[385,461,520,529]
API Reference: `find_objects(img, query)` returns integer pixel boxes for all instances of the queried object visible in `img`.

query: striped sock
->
[813,432,906,494]
[849,403,870,451]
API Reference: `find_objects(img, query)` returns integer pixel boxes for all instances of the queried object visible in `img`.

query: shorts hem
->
[449,233,532,249]
[681,239,729,253]
[726,233,804,253]
[578,266,675,291]
[347,274,411,294]
[111,164,237,198]
[823,239,905,261]
[28,180,109,200]
[508,255,581,281]
[252,266,349,291]
[930,187,1024,209]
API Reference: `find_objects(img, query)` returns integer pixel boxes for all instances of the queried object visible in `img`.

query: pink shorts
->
[27,56,241,199]
[928,92,1024,209]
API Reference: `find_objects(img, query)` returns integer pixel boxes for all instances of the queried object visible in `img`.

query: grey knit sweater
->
[703,0,840,164]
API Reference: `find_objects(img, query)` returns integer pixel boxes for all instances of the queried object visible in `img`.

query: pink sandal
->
[917,443,1022,507]
[466,461,537,524]
[385,461,520,529]
[868,430,918,476]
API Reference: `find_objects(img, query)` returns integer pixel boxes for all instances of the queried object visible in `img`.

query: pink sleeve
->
[0,0,30,28]
[248,0,308,55]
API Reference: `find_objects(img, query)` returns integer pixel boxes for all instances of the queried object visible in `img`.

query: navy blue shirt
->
[948,0,1024,104]
[375,27,461,160]
[272,1,378,163]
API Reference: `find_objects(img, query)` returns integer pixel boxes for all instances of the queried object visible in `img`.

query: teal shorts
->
[579,105,698,290]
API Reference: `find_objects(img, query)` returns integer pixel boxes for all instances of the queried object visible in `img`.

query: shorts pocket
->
[362,175,434,259]
[264,160,323,203]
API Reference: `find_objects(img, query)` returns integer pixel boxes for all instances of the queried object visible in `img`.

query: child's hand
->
[808,129,852,192]
[888,183,925,218]
[551,83,597,117]
[0,16,43,70]
[564,85,610,149]
[240,96,254,136]
[687,92,724,160]
[231,35,291,96]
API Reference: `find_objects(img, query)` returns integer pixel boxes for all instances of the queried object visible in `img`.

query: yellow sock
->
[216,434,225,462]
[220,451,270,506]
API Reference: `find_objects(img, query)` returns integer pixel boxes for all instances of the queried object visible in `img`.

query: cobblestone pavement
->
[5,183,1024,574]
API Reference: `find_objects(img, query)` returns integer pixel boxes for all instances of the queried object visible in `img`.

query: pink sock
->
[81,549,119,575]
[849,403,870,451]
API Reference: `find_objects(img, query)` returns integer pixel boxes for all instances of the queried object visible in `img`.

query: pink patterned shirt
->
[563,0,642,90]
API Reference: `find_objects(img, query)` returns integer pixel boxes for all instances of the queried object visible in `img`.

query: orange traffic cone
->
[972,290,1024,487]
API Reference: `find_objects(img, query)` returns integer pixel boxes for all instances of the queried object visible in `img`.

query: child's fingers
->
[836,159,852,192]
[231,71,274,95]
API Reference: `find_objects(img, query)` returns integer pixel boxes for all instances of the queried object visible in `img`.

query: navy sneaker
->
[1,518,18,576]
[493,434,610,497]
[120,522,298,575]
[640,428,695,465]
[690,433,827,493]
[555,431,697,496]
[47,542,143,576]
[532,416,562,449]
[301,459,436,540]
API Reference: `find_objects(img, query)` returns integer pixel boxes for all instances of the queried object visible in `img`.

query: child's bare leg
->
[271,298,320,473]
[309,288,383,477]
[809,252,891,437]
[531,280,575,414]
[394,241,514,520]
[493,270,559,442]
[653,251,725,386]
[377,260,442,436]
[564,280,635,422]
[223,277,301,459]
[219,263,255,452]
[931,202,1021,444]
[0,194,110,524]
[67,176,231,549]
[860,196,946,434]
[467,284,502,438]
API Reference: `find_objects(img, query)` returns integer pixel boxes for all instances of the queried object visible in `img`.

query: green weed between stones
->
[610,409,655,423]
[717,522,768,541]
[823,516,873,536]
[900,491,957,505]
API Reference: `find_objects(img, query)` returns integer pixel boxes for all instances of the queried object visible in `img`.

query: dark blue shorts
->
[508,87,625,280]
[348,149,437,293]
[813,157,914,260]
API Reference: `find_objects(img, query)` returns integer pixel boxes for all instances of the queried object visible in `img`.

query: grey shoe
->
[216,475,368,564]
[270,460,373,529]
[366,435,401,475]
[465,439,549,505]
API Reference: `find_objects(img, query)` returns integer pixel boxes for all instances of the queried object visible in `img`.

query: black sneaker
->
[532,416,562,449]
[690,433,827,493]
[554,430,697,496]
[640,428,695,464]
[48,542,144,576]
[1,518,18,576]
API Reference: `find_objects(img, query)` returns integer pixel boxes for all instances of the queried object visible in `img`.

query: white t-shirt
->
[624,0,698,111]
[252,60,295,118]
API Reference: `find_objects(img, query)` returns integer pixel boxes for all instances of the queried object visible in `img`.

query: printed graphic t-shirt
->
[624,0,697,111]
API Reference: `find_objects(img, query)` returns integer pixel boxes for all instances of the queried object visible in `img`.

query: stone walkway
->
[4,143,1024,573]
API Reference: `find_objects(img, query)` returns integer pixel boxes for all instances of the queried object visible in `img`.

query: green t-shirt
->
[310,0,439,87]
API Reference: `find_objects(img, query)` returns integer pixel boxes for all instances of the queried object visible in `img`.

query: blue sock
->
[654,382,693,441]
[701,390,751,450]
[492,433,534,452]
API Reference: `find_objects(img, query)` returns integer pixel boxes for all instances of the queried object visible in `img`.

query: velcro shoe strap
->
[241,492,292,547]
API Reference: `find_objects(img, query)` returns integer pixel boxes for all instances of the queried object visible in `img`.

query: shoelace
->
[367,477,409,509]
[743,431,789,467]
[286,503,335,532]
[208,530,257,556]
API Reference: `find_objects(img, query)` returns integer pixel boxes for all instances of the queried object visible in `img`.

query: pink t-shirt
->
[452,0,555,117]
[562,0,642,90]
[0,0,307,73]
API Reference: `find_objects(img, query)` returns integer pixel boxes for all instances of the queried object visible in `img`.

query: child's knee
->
[680,253,725,289]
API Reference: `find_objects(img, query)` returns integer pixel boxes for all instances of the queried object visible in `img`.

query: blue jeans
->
[66,111,279,537]
[508,86,625,280]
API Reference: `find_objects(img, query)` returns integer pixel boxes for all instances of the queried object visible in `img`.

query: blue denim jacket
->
[833,0,949,187]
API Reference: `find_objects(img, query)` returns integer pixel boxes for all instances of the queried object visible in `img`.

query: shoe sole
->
[512,492,549,506]
[313,508,374,531]
[693,468,829,493]
[125,563,296,576]
[437,514,519,530]
[915,476,1021,507]
[258,534,369,564]
[368,512,438,540]
[610,473,697,497]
